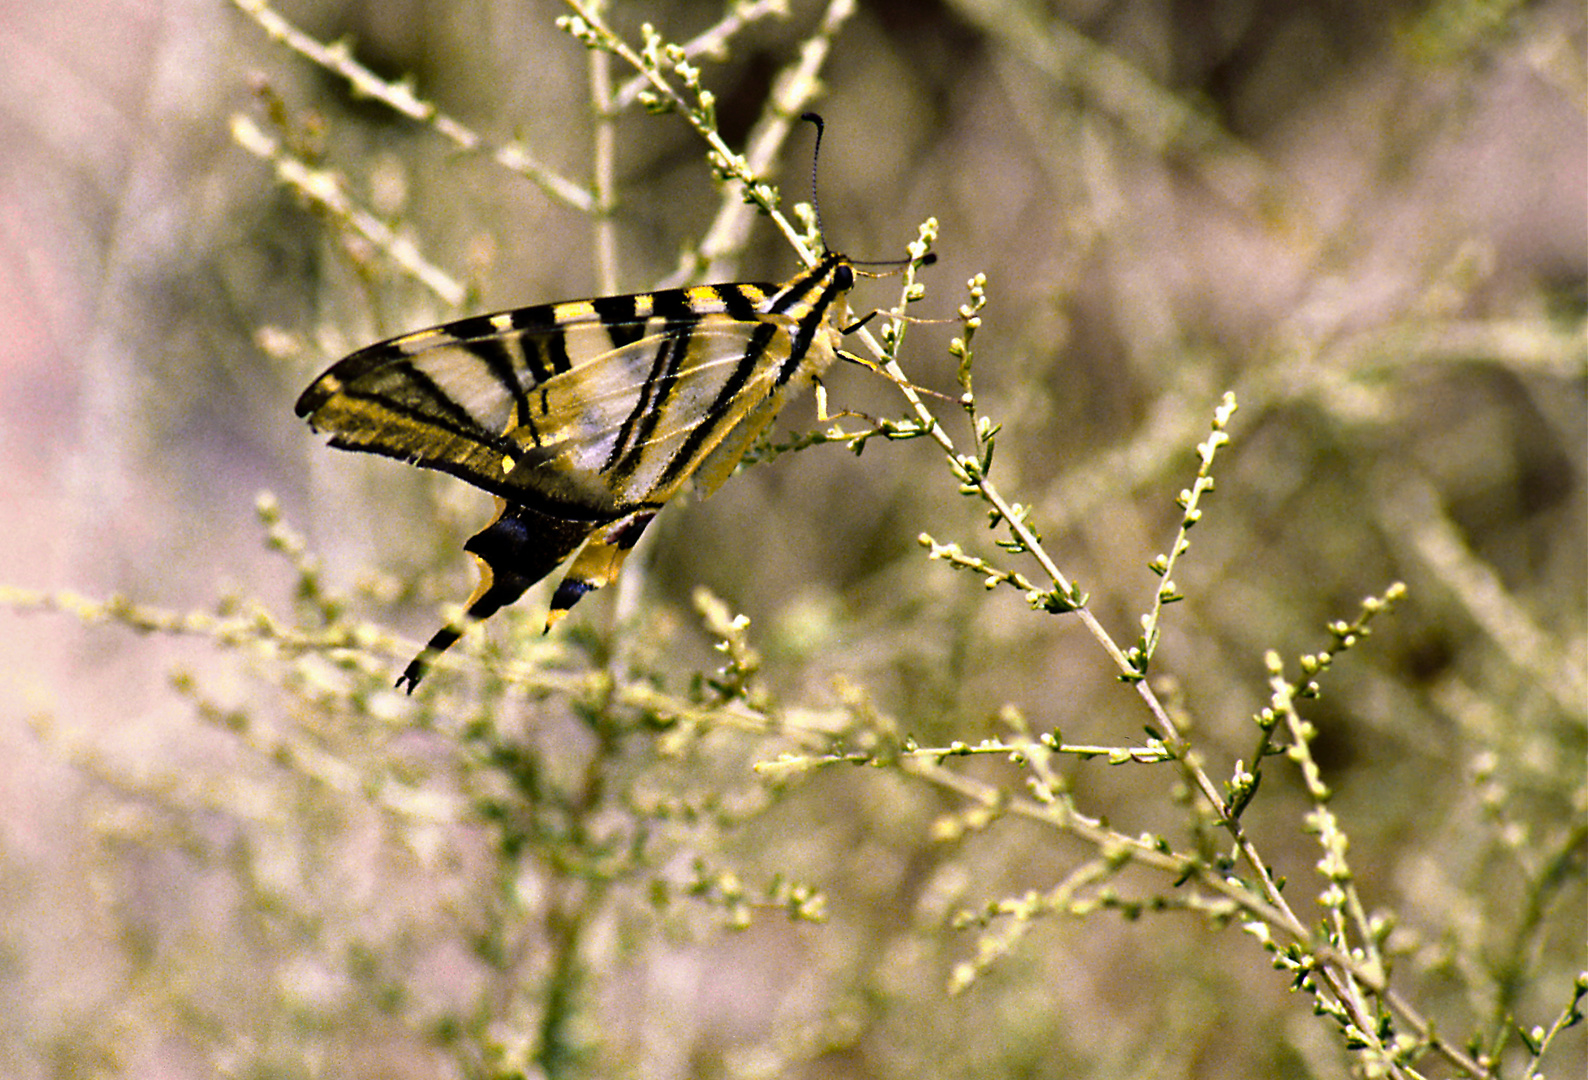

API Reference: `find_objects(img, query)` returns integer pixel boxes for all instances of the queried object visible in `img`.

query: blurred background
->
[1,1,1583,1077]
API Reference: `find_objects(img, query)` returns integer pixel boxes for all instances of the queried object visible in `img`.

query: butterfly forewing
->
[296,252,857,689]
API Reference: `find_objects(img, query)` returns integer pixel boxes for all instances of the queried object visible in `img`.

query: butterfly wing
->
[298,279,853,507]
[298,256,855,689]
[296,301,664,513]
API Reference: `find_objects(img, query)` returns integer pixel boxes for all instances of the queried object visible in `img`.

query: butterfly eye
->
[834,264,854,291]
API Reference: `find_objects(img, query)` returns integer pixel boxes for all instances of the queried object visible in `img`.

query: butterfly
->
[301,245,934,688]
[296,116,931,690]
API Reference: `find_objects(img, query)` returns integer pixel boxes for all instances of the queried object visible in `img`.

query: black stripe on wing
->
[655,318,781,489]
[592,294,645,349]
[601,289,700,482]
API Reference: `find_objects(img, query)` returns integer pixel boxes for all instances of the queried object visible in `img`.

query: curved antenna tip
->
[801,114,829,249]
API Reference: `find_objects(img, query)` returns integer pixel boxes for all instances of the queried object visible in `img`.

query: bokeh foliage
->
[0,1,1582,1078]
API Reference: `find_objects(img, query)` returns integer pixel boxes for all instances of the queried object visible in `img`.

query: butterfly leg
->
[812,374,876,427]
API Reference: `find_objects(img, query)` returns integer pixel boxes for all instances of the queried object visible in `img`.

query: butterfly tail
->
[397,500,605,692]
[543,511,657,632]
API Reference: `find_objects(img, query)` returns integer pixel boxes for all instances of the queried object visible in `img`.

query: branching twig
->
[230,114,466,307]
[229,0,595,211]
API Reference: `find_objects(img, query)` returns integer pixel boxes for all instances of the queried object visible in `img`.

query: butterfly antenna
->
[798,112,936,274]
[799,111,829,250]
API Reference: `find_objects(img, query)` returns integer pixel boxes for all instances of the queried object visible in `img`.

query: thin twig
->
[230,114,466,307]
[230,0,595,211]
